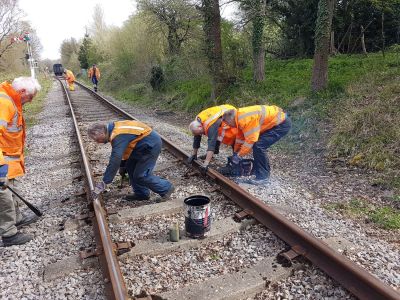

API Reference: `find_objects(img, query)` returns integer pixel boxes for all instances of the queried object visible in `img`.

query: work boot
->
[123,194,150,201]
[2,232,33,247]
[16,213,39,229]
[156,185,175,203]
[245,178,270,186]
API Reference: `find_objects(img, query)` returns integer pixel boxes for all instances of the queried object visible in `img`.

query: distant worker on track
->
[88,64,100,92]
[63,69,75,91]
[88,120,175,202]
[222,105,291,185]
[188,104,238,175]
[0,77,42,247]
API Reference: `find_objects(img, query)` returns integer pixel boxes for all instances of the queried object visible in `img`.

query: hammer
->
[5,185,43,217]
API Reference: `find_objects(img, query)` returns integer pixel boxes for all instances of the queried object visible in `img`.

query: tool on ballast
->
[4,185,43,217]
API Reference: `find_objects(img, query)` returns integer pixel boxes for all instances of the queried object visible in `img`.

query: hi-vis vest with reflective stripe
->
[197,104,236,136]
[0,83,26,179]
[234,105,286,156]
[109,120,152,160]
[217,124,237,146]
[64,69,75,83]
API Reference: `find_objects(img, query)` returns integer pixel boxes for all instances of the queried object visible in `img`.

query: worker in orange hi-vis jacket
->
[222,105,291,185]
[188,104,238,175]
[63,69,75,91]
[88,64,101,92]
[0,77,42,247]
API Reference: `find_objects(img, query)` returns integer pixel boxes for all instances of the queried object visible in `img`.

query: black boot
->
[16,213,39,229]
[124,194,150,201]
[2,232,33,247]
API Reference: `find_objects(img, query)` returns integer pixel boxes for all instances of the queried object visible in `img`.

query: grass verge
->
[324,199,400,230]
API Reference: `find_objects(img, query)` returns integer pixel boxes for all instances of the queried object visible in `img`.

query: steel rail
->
[58,79,129,300]
[75,81,400,300]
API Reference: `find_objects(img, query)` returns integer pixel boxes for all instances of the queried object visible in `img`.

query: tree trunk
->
[311,0,335,92]
[381,10,385,57]
[361,25,367,55]
[202,0,225,101]
[252,0,266,82]
[330,30,337,55]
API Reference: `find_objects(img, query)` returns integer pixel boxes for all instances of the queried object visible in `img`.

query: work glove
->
[199,164,209,176]
[0,164,8,187]
[119,160,127,177]
[93,181,107,196]
[187,154,197,164]
[231,153,242,165]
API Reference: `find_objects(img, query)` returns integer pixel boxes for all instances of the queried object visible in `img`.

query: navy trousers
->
[252,117,292,180]
[125,131,172,197]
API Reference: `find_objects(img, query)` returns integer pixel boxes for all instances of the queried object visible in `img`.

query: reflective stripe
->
[0,92,21,133]
[243,142,254,149]
[4,155,20,161]
[260,106,266,125]
[218,127,226,142]
[276,111,285,125]
[203,106,230,129]
[238,110,258,121]
[244,126,260,137]
[116,125,145,131]
[0,120,8,126]
[235,139,244,144]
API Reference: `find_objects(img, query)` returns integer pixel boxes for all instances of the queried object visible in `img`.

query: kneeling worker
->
[223,105,291,185]
[188,104,237,174]
[88,120,174,201]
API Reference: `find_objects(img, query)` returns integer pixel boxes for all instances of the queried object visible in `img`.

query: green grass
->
[24,75,52,127]
[109,50,400,189]
[324,198,400,230]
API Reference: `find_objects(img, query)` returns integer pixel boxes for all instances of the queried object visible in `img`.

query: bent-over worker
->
[223,105,291,185]
[88,120,174,201]
[188,104,237,174]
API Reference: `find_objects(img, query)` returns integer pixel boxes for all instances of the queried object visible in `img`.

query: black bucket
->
[184,195,211,238]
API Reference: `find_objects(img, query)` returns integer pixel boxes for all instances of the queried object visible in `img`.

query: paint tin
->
[184,195,211,238]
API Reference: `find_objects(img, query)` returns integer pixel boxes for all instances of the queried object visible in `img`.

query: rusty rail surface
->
[74,81,399,300]
[59,79,129,300]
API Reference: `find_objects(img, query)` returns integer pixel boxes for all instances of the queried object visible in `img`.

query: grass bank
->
[109,50,400,192]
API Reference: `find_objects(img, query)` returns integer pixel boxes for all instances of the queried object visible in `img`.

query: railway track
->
[58,78,399,300]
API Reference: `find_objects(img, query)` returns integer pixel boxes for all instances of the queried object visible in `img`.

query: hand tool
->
[5,185,43,216]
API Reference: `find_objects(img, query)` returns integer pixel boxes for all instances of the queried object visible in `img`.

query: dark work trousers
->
[91,76,98,90]
[252,117,292,180]
[125,131,172,197]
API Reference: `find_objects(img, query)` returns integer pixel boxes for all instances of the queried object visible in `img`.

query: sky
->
[19,0,237,61]
[19,0,136,60]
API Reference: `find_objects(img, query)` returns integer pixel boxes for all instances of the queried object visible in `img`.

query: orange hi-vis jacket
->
[109,120,152,160]
[64,70,75,83]
[234,105,286,156]
[88,67,100,79]
[196,104,237,146]
[0,82,26,179]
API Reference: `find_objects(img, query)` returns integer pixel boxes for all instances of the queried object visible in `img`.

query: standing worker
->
[88,120,175,201]
[0,77,42,246]
[63,69,75,91]
[188,104,237,174]
[88,64,100,92]
[222,105,291,185]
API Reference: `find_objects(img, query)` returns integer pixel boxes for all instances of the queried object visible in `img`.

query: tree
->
[240,0,267,82]
[78,34,91,69]
[199,0,226,100]
[0,0,23,60]
[311,0,335,92]
[60,38,80,73]
[138,0,198,56]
